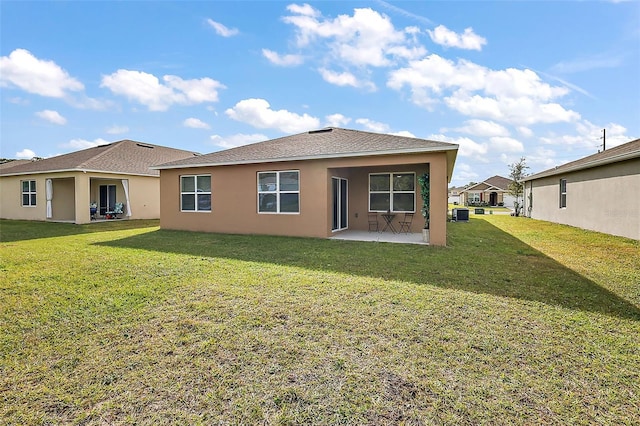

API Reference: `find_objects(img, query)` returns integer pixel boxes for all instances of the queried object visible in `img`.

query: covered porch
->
[44,175,132,224]
[326,158,442,241]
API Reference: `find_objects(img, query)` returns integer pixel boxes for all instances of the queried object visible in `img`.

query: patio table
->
[381,213,397,233]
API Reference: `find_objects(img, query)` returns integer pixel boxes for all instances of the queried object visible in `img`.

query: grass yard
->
[1,217,639,425]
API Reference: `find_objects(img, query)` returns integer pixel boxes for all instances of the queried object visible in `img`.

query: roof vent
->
[136,143,154,149]
[308,128,333,134]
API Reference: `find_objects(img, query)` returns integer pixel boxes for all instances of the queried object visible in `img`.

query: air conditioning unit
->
[452,208,469,222]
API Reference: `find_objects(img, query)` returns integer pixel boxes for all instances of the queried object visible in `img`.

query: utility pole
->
[600,128,606,151]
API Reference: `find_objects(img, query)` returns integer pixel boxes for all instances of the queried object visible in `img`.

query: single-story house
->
[521,138,639,240]
[154,127,459,246]
[459,175,515,207]
[0,140,198,224]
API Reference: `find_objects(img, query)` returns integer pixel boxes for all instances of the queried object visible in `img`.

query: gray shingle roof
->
[522,138,640,181]
[154,127,458,169]
[0,140,199,177]
[463,175,513,191]
[0,159,30,171]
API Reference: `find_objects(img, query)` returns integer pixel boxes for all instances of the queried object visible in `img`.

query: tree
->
[508,157,529,216]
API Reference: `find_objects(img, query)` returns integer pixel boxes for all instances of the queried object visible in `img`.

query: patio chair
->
[106,202,124,219]
[368,212,379,232]
[398,213,414,234]
[113,202,124,216]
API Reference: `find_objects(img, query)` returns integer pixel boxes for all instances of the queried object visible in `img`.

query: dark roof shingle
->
[0,140,199,177]
[155,127,458,169]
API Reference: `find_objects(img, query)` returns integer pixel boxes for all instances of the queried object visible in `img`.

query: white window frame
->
[180,174,211,212]
[21,180,37,207]
[559,178,567,208]
[469,192,481,203]
[257,170,300,214]
[368,172,416,213]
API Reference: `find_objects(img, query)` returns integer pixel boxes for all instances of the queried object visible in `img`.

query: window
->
[181,175,211,211]
[469,192,481,203]
[369,172,415,212]
[258,170,299,213]
[559,178,567,208]
[21,180,36,207]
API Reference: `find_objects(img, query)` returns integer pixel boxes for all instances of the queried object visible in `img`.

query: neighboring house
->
[448,186,465,205]
[521,138,640,241]
[154,127,459,246]
[459,175,515,207]
[0,140,199,224]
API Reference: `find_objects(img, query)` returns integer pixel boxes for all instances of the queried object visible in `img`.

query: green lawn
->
[1,217,638,425]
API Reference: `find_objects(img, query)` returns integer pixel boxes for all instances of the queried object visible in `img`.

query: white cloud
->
[319,68,376,90]
[526,146,559,173]
[388,54,581,125]
[282,5,426,67]
[550,52,624,74]
[325,113,351,127]
[517,126,534,138]
[0,49,83,98]
[262,49,304,67]
[355,118,390,133]
[61,138,110,150]
[183,117,210,129]
[16,148,36,159]
[286,3,321,17]
[490,136,524,153]
[451,162,480,184]
[428,133,488,158]
[427,25,487,51]
[210,133,268,149]
[9,97,29,105]
[453,119,510,137]
[101,70,225,111]
[35,110,67,125]
[225,98,320,133]
[392,130,416,138]
[106,125,129,135]
[206,18,239,37]
[539,120,629,150]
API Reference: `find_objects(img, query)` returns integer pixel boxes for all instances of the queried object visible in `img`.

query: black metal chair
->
[368,212,379,232]
[398,213,414,234]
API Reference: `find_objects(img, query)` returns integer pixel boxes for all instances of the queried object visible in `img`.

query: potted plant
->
[418,172,430,243]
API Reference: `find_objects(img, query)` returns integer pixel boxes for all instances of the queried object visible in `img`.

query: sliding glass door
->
[332,177,348,231]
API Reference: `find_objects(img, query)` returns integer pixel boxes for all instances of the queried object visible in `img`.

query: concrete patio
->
[330,230,428,245]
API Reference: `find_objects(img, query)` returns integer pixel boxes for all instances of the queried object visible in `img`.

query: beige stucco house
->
[154,128,459,246]
[459,175,516,207]
[0,140,198,224]
[521,138,640,240]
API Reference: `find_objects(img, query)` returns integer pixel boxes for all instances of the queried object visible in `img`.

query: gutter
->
[0,168,159,178]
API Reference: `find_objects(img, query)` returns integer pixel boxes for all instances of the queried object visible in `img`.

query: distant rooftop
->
[0,140,200,177]
[522,138,640,181]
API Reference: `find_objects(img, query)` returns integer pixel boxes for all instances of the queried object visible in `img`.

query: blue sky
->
[1,0,638,186]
